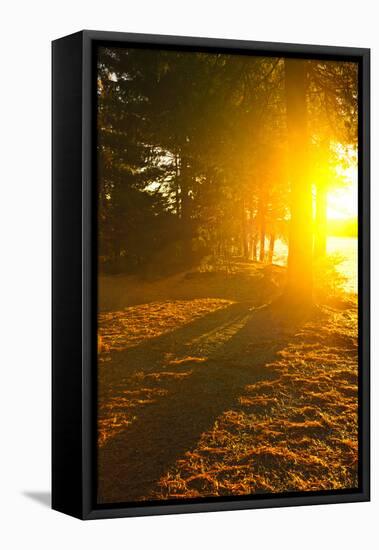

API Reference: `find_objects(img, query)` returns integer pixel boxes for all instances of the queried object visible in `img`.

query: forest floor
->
[97,261,358,504]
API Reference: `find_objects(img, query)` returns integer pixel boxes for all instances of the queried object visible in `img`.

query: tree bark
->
[268,234,276,264]
[259,227,266,262]
[284,59,313,304]
[241,200,249,259]
[258,197,266,262]
[175,153,182,219]
[180,155,192,263]
[250,233,258,261]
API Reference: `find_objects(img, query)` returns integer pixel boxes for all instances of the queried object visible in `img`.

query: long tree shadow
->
[97,301,311,504]
[98,301,251,407]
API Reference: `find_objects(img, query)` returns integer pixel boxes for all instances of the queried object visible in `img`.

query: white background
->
[0,1,376,548]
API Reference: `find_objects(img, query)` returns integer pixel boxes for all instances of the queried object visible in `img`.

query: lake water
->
[273,236,358,294]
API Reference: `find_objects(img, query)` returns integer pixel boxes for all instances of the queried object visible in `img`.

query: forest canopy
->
[97,47,358,301]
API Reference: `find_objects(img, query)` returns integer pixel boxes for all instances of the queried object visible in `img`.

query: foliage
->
[97,47,358,303]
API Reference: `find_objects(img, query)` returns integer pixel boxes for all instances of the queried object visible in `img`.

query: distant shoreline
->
[327,217,358,238]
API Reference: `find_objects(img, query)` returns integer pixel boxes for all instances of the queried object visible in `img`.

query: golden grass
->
[97,262,358,500]
[153,304,358,498]
[98,298,233,358]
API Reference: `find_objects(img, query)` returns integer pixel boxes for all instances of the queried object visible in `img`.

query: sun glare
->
[327,145,358,221]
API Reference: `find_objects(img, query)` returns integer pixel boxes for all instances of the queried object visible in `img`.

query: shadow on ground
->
[98,301,309,504]
[98,264,285,311]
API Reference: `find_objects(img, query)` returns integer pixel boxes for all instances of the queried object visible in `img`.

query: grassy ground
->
[97,261,358,504]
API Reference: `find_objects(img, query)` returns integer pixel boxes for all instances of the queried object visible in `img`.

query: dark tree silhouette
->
[284,59,313,303]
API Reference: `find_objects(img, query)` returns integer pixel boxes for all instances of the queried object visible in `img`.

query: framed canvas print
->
[52,30,370,519]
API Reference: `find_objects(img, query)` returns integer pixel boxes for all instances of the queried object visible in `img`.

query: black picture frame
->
[52,30,370,520]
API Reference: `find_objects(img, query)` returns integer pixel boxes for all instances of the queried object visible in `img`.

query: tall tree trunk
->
[259,226,266,262]
[180,155,192,264]
[268,234,276,264]
[250,233,258,261]
[284,59,313,304]
[258,197,266,262]
[314,182,327,258]
[175,153,181,219]
[241,200,249,259]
